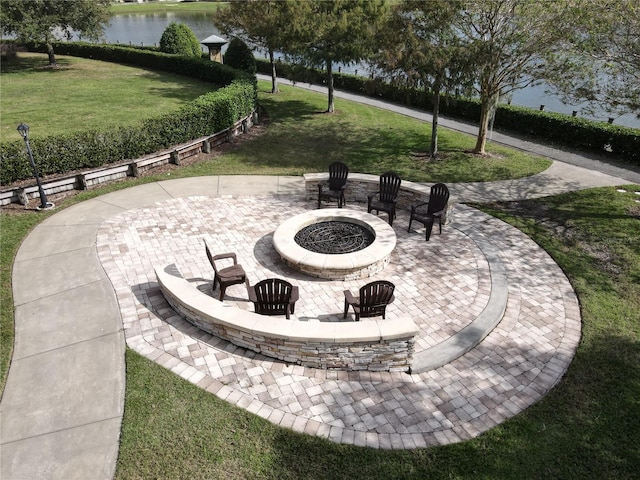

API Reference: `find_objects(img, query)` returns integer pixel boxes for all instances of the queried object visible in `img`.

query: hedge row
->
[1,42,257,185]
[257,59,639,164]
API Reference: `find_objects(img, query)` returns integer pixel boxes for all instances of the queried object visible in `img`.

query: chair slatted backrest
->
[254,278,293,316]
[427,183,450,215]
[328,161,349,191]
[359,280,395,317]
[378,172,402,203]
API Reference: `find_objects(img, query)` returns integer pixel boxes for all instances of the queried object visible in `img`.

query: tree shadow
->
[0,54,72,74]
[262,333,639,479]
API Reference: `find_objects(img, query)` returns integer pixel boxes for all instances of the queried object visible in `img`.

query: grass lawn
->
[111,1,223,15]
[0,52,217,142]
[2,58,638,478]
[111,186,640,480]
[147,80,551,182]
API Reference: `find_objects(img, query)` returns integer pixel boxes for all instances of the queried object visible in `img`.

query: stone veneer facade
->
[156,266,418,372]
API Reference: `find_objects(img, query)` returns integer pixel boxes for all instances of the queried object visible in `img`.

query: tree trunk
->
[473,94,495,154]
[46,42,57,66]
[269,49,279,94]
[430,79,442,158]
[326,59,335,113]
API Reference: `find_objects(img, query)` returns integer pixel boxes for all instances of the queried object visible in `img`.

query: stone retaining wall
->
[1,111,257,206]
[156,265,418,372]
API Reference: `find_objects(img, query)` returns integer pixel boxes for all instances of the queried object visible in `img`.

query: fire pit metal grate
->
[294,221,375,254]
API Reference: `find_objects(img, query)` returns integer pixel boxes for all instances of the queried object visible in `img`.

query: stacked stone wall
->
[157,266,417,372]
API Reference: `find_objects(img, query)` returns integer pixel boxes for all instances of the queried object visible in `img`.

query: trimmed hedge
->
[1,42,257,185]
[256,59,639,164]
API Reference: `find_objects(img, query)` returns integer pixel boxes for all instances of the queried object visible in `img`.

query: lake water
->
[100,13,639,129]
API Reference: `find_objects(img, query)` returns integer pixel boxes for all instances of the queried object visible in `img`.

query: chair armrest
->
[212,252,237,264]
[367,191,380,201]
[290,286,299,304]
[343,290,359,306]
[410,202,428,213]
[247,286,257,303]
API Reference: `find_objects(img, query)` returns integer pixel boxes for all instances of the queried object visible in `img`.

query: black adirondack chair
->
[408,183,450,241]
[367,172,402,225]
[318,161,349,208]
[343,280,395,321]
[248,278,299,319]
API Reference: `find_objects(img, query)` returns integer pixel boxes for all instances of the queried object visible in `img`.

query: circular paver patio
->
[96,194,581,449]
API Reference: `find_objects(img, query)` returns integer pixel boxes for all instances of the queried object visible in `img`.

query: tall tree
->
[284,0,390,113]
[215,0,291,94]
[0,0,112,66]
[542,0,640,121]
[376,0,473,157]
[455,0,574,154]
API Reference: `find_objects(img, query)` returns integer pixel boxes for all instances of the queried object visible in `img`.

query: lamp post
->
[17,123,54,210]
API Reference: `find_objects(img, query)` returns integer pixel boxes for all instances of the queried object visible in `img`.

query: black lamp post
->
[17,123,54,210]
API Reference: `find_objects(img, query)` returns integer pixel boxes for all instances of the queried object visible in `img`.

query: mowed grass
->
[5,55,638,478]
[0,52,217,142]
[160,80,551,182]
[114,186,640,480]
[111,0,222,15]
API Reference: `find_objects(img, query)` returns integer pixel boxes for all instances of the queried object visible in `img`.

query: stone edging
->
[410,223,509,373]
[0,111,258,206]
[155,264,419,372]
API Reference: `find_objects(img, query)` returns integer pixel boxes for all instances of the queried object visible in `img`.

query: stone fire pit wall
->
[156,265,419,372]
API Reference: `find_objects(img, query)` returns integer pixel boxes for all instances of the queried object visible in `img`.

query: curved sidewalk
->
[2,166,635,479]
[2,77,638,477]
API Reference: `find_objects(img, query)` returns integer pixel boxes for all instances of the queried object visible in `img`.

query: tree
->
[224,37,257,75]
[0,0,112,66]
[284,0,390,113]
[215,0,291,94]
[455,0,575,154]
[542,0,640,120]
[159,22,202,57]
[376,0,473,157]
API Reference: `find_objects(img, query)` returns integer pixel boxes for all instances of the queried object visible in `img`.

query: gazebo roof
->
[201,34,227,46]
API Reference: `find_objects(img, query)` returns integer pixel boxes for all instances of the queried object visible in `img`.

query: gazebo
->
[201,34,227,63]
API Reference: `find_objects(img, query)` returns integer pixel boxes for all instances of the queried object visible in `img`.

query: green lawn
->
[1,57,638,478]
[0,52,217,142]
[111,1,223,15]
[148,80,551,182]
[113,185,640,480]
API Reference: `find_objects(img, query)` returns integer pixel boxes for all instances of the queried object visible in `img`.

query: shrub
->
[159,22,202,57]
[255,58,639,164]
[223,38,256,75]
[0,42,257,185]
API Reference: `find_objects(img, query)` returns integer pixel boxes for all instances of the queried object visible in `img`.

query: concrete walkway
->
[2,87,638,480]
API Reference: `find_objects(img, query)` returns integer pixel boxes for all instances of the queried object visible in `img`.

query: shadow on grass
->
[117,326,639,480]
[0,55,72,74]
[261,332,639,480]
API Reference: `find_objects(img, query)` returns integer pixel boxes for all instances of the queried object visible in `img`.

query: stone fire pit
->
[273,208,397,280]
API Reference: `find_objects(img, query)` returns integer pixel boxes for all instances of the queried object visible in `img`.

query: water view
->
[101,13,638,129]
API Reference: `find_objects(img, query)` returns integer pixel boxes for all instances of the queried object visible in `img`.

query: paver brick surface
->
[96,195,581,448]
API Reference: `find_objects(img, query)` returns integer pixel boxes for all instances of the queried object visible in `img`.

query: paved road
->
[258,74,640,186]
